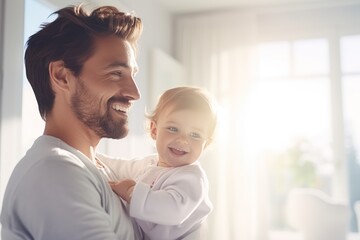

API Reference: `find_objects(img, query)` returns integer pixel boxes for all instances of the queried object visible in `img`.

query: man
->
[1,4,143,239]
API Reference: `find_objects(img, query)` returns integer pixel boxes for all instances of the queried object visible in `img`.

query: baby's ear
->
[150,120,157,140]
[204,138,212,149]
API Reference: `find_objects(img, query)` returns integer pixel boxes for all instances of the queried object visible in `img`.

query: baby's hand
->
[109,179,136,203]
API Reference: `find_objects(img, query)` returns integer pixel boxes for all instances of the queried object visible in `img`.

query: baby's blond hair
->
[147,86,218,143]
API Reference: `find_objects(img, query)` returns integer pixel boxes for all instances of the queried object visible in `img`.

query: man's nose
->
[123,76,141,101]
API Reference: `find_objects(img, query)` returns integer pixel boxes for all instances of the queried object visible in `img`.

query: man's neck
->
[44,113,99,161]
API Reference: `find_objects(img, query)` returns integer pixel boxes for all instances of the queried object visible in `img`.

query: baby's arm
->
[109,179,136,203]
[130,168,208,225]
[98,154,156,180]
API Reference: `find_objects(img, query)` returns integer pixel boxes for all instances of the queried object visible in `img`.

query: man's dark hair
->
[25,5,143,119]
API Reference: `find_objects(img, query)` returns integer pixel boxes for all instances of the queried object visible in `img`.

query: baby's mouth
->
[169,147,188,156]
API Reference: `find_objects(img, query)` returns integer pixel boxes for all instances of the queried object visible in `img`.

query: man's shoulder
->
[24,135,86,167]
[6,136,89,198]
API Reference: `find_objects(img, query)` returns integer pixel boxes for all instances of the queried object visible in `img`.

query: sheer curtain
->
[176,12,269,240]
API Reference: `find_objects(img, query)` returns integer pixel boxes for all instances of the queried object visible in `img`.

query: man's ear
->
[48,60,71,92]
[150,120,157,140]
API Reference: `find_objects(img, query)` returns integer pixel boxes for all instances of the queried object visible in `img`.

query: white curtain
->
[176,12,269,240]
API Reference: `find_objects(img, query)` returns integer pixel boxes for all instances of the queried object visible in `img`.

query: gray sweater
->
[1,135,140,240]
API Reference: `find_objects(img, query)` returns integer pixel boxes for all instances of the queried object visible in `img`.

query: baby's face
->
[151,108,210,168]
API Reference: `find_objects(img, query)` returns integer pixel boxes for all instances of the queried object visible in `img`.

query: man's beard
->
[70,78,129,139]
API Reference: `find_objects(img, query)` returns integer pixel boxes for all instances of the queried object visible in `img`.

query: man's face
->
[70,36,140,139]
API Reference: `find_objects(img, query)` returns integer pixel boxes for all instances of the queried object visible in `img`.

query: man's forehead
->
[89,36,138,68]
[93,35,129,52]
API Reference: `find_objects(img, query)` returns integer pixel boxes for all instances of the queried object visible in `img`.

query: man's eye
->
[167,127,178,133]
[110,71,122,79]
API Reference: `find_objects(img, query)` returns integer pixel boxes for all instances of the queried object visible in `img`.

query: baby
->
[101,86,217,240]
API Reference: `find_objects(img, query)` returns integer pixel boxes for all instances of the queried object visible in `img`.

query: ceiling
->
[153,0,360,14]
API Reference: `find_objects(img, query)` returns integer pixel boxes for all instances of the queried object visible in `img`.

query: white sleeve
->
[98,153,154,180]
[129,169,206,225]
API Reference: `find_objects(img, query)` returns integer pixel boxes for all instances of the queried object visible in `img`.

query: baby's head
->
[147,87,217,167]
[148,86,218,143]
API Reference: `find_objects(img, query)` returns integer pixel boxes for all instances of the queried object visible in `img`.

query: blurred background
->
[1,0,360,239]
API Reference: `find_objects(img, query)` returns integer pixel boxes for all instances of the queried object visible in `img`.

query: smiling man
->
[1,5,143,240]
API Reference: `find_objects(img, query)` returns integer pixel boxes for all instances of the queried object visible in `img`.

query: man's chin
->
[99,118,129,139]
[105,127,129,139]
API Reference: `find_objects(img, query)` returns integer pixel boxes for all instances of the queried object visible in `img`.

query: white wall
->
[0,0,3,201]
[0,0,4,144]
[0,0,25,205]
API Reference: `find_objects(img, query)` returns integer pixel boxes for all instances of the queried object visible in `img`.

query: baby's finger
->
[108,181,119,186]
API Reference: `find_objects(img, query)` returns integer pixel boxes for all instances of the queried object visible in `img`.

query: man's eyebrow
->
[106,61,139,73]
[107,61,129,68]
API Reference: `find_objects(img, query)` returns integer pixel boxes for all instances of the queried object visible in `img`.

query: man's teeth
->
[112,104,128,113]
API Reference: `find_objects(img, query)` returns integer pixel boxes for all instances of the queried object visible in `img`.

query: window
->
[175,5,360,239]
[253,39,334,230]
[253,35,360,233]
[341,34,360,231]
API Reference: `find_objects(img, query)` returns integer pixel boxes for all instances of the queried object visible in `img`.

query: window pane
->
[258,42,290,78]
[293,39,329,75]
[244,78,332,153]
[341,35,360,73]
[343,75,360,147]
[342,75,360,231]
[245,77,333,229]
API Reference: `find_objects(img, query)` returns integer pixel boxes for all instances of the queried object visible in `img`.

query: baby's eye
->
[167,127,178,133]
[190,132,202,140]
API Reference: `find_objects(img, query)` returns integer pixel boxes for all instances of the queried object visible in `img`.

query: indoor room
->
[1,0,360,239]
